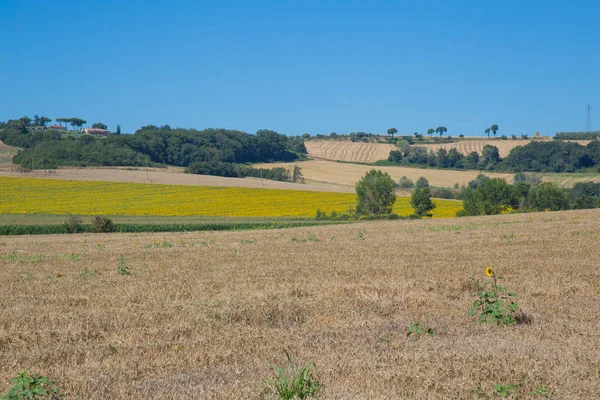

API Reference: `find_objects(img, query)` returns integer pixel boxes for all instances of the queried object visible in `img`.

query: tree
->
[527,182,570,211]
[435,126,447,137]
[56,118,71,130]
[19,116,32,127]
[491,124,499,137]
[427,128,435,139]
[39,116,51,127]
[32,114,40,126]
[461,178,515,215]
[116,124,121,135]
[485,128,491,137]
[415,176,429,189]
[92,122,108,130]
[70,118,86,130]
[411,187,436,217]
[387,127,398,139]
[355,169,397,215]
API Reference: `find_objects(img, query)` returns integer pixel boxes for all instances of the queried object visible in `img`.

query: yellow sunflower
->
[485,267,494,277]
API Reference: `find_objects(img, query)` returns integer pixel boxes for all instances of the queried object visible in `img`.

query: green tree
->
[427,128,435,139]
[435,126,447,137]
[462,178,515,215]
[527,182,570,211]
[39,116,51,127]
[92,122,108,130]
[355,169,397,215]
[485,128,490,137]
[70,118,87,130]
[387,127,398,139]
[415,176,429,189]
[411,187,436,217]
[116,124,121,135]
[56,118,71,130]
[491,124,499,137]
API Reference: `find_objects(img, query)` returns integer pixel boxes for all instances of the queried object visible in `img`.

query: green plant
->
[493,383,518,398]
[117,254,130,276]
[92,216,115,233]
[355,169,396,215]
[406,322,436,341]
[469,267,519,326]
[63,215,83,233]
[355,229,365,240]
[531,385,552,398]
[79,268,100,277]
[264,351,323,399]
[1,370,62,399]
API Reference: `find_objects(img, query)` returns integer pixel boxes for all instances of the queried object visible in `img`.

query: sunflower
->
[485,267,494,277]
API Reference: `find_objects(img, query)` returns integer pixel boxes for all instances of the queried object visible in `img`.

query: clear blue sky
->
[1,0,599,136]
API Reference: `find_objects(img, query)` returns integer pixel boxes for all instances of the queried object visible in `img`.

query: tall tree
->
[116,124,121,135]
[32,114,40,126]
[39,117,52,127]
[485,128,490,137]
[56,118,71,130]
[19,116,32,127]
[387,127,398,139]
[435,126,447,137]
[70,118,87,130]
[427,128,435,138]
[491,124,499,137]
[92,122,108,130]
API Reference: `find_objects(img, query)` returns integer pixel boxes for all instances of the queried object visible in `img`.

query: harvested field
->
[0,140,18,170]
[257,160,515,188]
[419,139,548,158]
[0,167,353,193]
[1,209,599,398]
[305,140,395,163]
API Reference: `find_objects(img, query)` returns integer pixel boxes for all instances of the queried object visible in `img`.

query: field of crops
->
[0,176,462,218]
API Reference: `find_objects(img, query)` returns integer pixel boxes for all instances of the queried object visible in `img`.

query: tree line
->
[0,115,111,131]
[388,140,600,173]
[0,122,307,179]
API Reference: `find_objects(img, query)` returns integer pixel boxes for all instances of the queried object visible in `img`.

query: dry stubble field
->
[1,210,599,398]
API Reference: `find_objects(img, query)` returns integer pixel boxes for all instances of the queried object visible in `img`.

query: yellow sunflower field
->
[0,176,463,218]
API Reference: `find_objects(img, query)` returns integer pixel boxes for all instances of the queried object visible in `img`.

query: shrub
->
[411,187,436,217]
[527,182,570,211]
[92,216,115,233]
[398,176,414,189]
[355,169,396,215]
[63,215,83,233]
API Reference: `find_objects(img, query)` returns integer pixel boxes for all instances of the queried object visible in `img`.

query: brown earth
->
[1,209,599,398]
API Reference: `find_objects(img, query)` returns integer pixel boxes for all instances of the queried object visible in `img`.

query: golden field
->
[0,176,462,218]
[1,210,599,398]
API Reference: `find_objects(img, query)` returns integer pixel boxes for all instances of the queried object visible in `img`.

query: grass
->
[0,209,598,398]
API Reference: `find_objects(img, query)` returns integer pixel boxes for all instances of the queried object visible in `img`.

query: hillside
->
[306,138,551,163]
[0,140,19,170]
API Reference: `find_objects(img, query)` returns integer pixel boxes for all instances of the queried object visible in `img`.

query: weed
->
[469,267,520,326]
[79,268,100,277]
[1,370,62,399]
[500,234,514,244]
[264,351,323,399]
[240,239,257,245]
[59,253,79,261]
[406,322,436,341]
[117,254,130,276]
[531,385,552,398]
[493,383,518,398]
[354,229,365,240]
[25,272,35,279]
[63,215,83,234]
[291,233,319,243]
[144,239,174,248]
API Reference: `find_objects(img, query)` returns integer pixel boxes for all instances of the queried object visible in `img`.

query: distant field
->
[257,160,515,188]
[305,140,396,163]
[1,209,598,398]
[419,138,541,158]
[0,176,462,218]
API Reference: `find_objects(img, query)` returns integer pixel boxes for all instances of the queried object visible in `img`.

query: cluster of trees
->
[0,115,110,132]
[484,124,499,137]
[0,123,307,177]
[388,140,600,173]
[186,162,303,183]
[459,173,600,216]
[56,118,87,130]
[554,131,600,140]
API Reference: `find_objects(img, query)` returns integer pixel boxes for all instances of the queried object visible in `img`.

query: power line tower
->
[585,103,592,133]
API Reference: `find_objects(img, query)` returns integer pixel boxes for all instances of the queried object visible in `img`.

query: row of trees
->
[388,140,600,173]
[387,127,448,139]
[484,124,499,137]
[0,124,307,173]
[1,115,113,132]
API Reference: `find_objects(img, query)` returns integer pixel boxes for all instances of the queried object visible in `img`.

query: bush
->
[92,216,115,233]
[527,182,570,211]
[398,176,414,189]
[415,177,429,189]
[411,187,436,217]
[2,370,62,399]
[355,169,397,215]
[462,178,515,215]
[63,215,83,233]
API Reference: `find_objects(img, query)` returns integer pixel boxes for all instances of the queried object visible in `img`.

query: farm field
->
[257,160,515,189]
[418,138,547,158]
[1,209,599,398]
[305,140,396,163]
[0,140,18,170]
[0,176,462,218]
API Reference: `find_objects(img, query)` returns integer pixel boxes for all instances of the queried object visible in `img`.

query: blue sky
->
[1,0,599,136]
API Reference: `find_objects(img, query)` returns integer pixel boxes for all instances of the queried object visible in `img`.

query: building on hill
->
[47,124,66,130]
[82,127,111,137]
